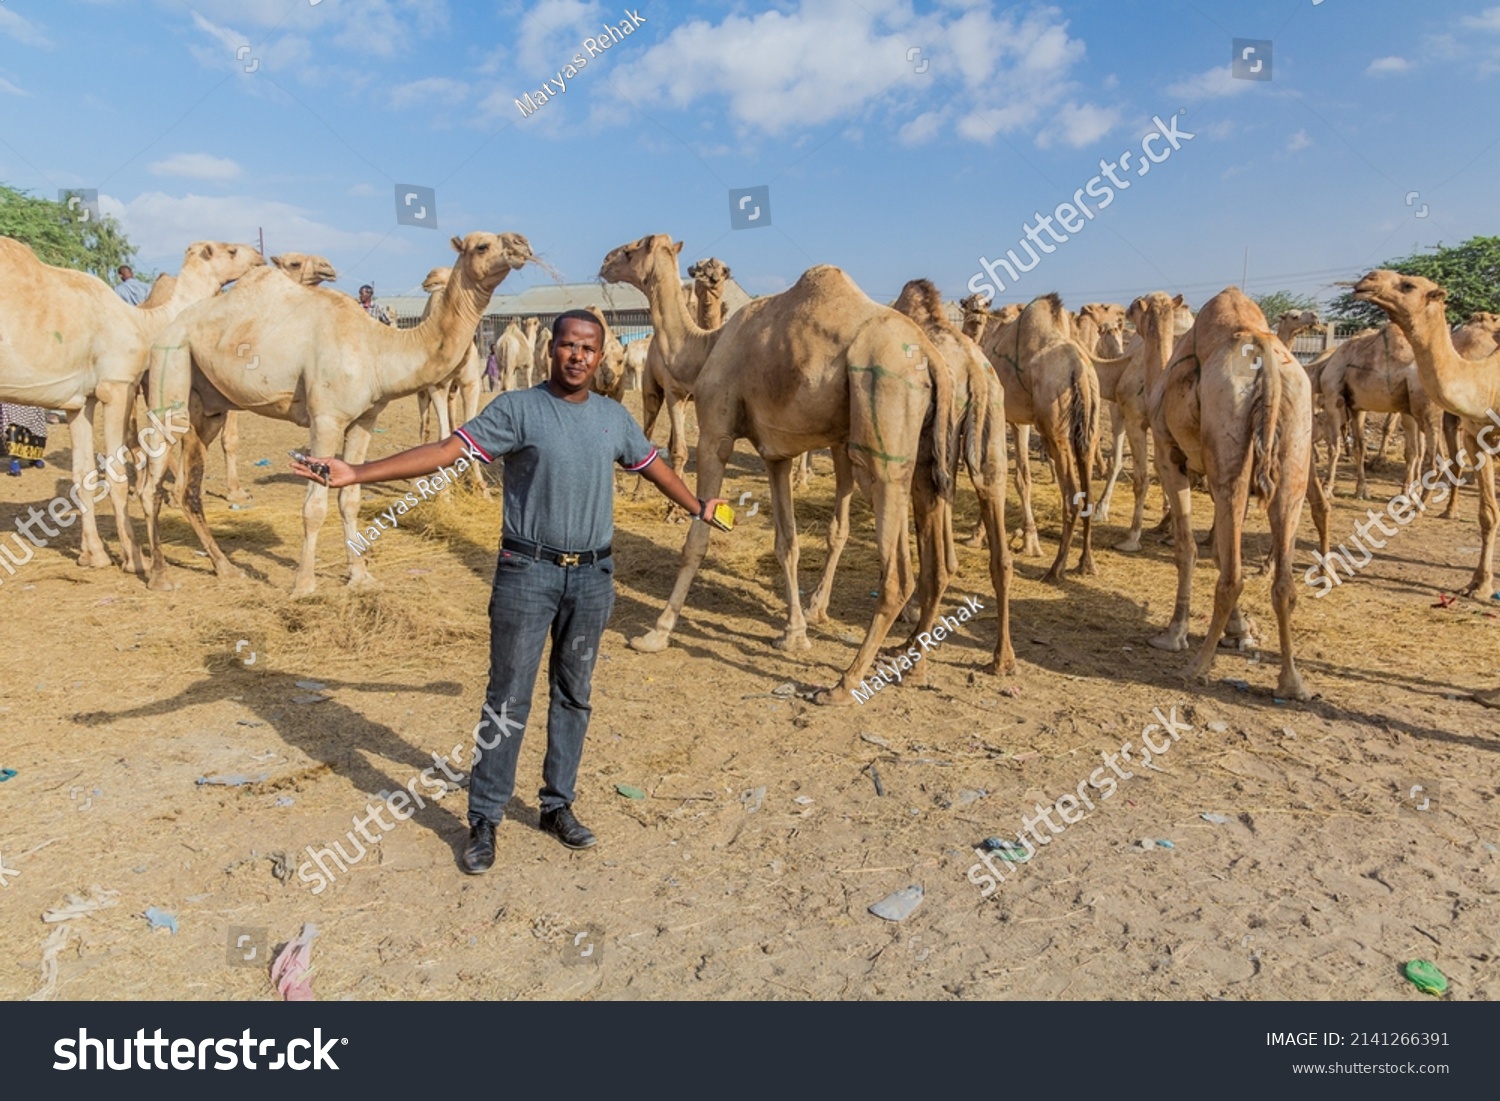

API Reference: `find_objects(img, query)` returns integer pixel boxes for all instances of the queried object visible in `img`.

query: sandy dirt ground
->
[1,391,1496,1001]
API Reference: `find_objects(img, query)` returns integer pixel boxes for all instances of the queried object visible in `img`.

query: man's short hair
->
[359,284,373,293]
[552,309,605,343]
[118,265,133,276]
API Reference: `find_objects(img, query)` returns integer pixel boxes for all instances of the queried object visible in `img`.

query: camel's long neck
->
[136,262,226,333]
[1275,321,1301,345]
[1089,346,1135,402]
[1393,311,1495,421]
[1139,308,1176,392]
[696,288,724,330]
[371,275,493,402]
[643,260,719,386]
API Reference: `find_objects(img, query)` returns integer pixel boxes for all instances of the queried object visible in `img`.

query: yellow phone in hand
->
[708,502,736,532]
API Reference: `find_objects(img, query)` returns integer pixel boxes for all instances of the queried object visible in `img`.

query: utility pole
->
[1241,247,1249,291]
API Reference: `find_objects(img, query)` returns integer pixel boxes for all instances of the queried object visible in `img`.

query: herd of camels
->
[2,228,1498,706]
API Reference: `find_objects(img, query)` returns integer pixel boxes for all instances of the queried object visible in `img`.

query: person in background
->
[1,403,48,476]
[485,342,501,392]
[357,284,393,325]
[113,265,150,306]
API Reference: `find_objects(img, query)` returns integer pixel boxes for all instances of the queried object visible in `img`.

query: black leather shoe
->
[462,820,497,874]
[539,805,596,849]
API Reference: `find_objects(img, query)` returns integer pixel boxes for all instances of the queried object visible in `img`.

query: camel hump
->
[791,265,860,298]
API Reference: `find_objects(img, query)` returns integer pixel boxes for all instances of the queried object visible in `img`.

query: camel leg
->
[958,418,1015,674]
[337,412,381,589]
[1304,446,1332,584]
[1042,419,1093,582]
[1391,413,1418,502]
[1011,423,1042,556]
[1094,406,1126,523]
[95,381,148,577]
[1464,427,1497,599]
[760,457,811,652]
[1116,413,1151,552]
[1149,463,1196,652]
[455,377,488,494]
[806,448,854,624]
[67,401,114,568]
[222,411,251,505]
[792,451,812,492]
[1188,476,1250,684]
[817,473,917,707]
[629,431,733,653]
[173,408,244,584]
[291,416,348,598]
[661,395,692,521]
[1441,413,1464,519]
[633,373,666,501]
[417,389,434,444]
[1324,402,1345,497]
[1267,464,1311,701]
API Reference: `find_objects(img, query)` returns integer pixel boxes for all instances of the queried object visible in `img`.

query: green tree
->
[1327,236,1500,328]
[1253,290,1320,321]
[0,183,137,280]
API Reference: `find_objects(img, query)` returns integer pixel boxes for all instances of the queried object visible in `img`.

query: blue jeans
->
[467,548,615,826]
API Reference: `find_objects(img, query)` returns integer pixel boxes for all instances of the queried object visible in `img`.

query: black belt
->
[501,536,612,567]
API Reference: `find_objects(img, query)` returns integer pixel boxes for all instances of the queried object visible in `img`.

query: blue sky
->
[1,0,1496,310]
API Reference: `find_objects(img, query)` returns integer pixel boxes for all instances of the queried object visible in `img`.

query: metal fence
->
[398,309,653,352]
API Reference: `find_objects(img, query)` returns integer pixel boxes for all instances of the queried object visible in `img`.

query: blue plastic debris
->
[143,907,178,934]
[1156,839,1175,849]
[0,768,16,782]
[253,458,272,467]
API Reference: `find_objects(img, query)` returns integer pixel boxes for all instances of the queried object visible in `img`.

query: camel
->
[1354,271,1500,598]
[140,231,533,596]
[1436,312,1500,519]
[532,324,550,387]
[1147,286,1323,700]
[411,267,487,495]
[0,237,262,574]
[493,320,533,392]
[140,273,176,309]
[1089,294,1192,549]
[622,333,651,393]
[687,258,731,329]
[600,234,955,705]
[581,305,629,403]
[972,294,1100,579]
[891,279,1014,674]
[1311,323,1441,500]
[1073,301,1129,501]
[959,295,1021,344]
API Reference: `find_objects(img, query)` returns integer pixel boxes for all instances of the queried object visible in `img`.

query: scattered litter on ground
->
[236,720,265,728]
[143,907,178,934]
[0,768,16,782]
[1132,838,1175,852]
[274,796,295,807]
[26,925,71,1001]
[1403,959,1448,997]
[956,789,986,806]
[253,459,271,467]
[197,773,269,787]
[1207,721,1228,733]
[43,886,120,923]
[294,680,326,691]
[614,784,646,800]
[869,885,923,922]
[793,796,814,806]
[998,686,1021,698]
[271,923,319,1001]
[290,694,328,705]
[1156,839,1175,849]
[859,732,891,748]
[1432,594,1456,609]
[1222,679,1250,692]
[740,786,767,813]
[867,764,885,797]
[980,838,1031,862]
[1201,813,1232,825]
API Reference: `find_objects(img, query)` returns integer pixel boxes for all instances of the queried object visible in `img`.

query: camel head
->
[1353,270,1446,331]
[687,257,732,294]
[420,266,452,293]
[183,241,264,286]
[1126,291,1184,339]
[1277,309,1322,337]
[599,234,681,290]
[1078,302,1127,334]
[1465,311,1500,332]
[993,302,1024,326]
[271,252,338,286]
[892,279,950,331]
[449,231,533,294]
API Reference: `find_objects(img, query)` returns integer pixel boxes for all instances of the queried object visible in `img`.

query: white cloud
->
[1460,6,1500,31]
[389,77,470,109]
[347,183,378,197]
[1165,66,1253,101]
[149,153,244,182]
[0,7,51,48]
[0,77,29,97]
[1036,102,1122,149]
[1285,129,1312,153]
[591,2,1111,148]
[511,0,606,74]
[1366,56,1412,74]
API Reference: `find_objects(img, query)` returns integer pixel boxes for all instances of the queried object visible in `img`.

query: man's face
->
[119,267,133,281]
[550,318,604,394]
[359,287,373,304]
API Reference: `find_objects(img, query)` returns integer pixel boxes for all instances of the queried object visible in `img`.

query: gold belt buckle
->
[558,552,581,567]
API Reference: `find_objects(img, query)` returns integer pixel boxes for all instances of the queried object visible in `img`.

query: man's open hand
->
[290,456,356,488]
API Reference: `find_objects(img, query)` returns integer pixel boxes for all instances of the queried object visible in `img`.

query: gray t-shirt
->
[455,384,657,550]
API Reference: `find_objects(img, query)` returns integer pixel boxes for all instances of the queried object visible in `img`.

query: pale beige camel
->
[959,295,1022,344]
[891,279,1015,674]
[1354,271,1500,597]
[0,238,262,574]
[1147,286,1323,700]
[601,234,955,706]
[687,258,731,329]
[1089,294,1191,549]
[494,320,533,392]
[1074,301,1129,505]
[214,252,339,506]
[140,231,532,596]
[622,333,651,393]
[973,295,1100,578]
[140,273,176,309]
[1437,312,1500,519]
[412,267,487,495]
[580,305,628,402]
[1313,324,1441,500]
[532,323,550,386]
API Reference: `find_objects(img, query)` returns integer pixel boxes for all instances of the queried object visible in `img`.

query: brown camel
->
[493,319,533,392]
[1354,271,1500,597]
[687,258,731,329]
[600,234,954,706]
[892,279,1015,674]
[140,231,532,595]
[973,294,1100,579]
[0,237,262,574]
[412,266,486,494]
[622,333,651,393]
[1436,312,1500,518]
[1147,286,1323,699]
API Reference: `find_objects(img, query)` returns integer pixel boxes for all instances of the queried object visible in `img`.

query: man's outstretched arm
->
[635,454,728,526]
[291,433,470,489]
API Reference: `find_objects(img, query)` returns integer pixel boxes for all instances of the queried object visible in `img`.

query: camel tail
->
[923,340,954,501]
[1068,358,1098,511]
[1247,332,1284,505]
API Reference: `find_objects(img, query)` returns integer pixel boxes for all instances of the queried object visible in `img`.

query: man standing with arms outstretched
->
[293,310,728,873]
